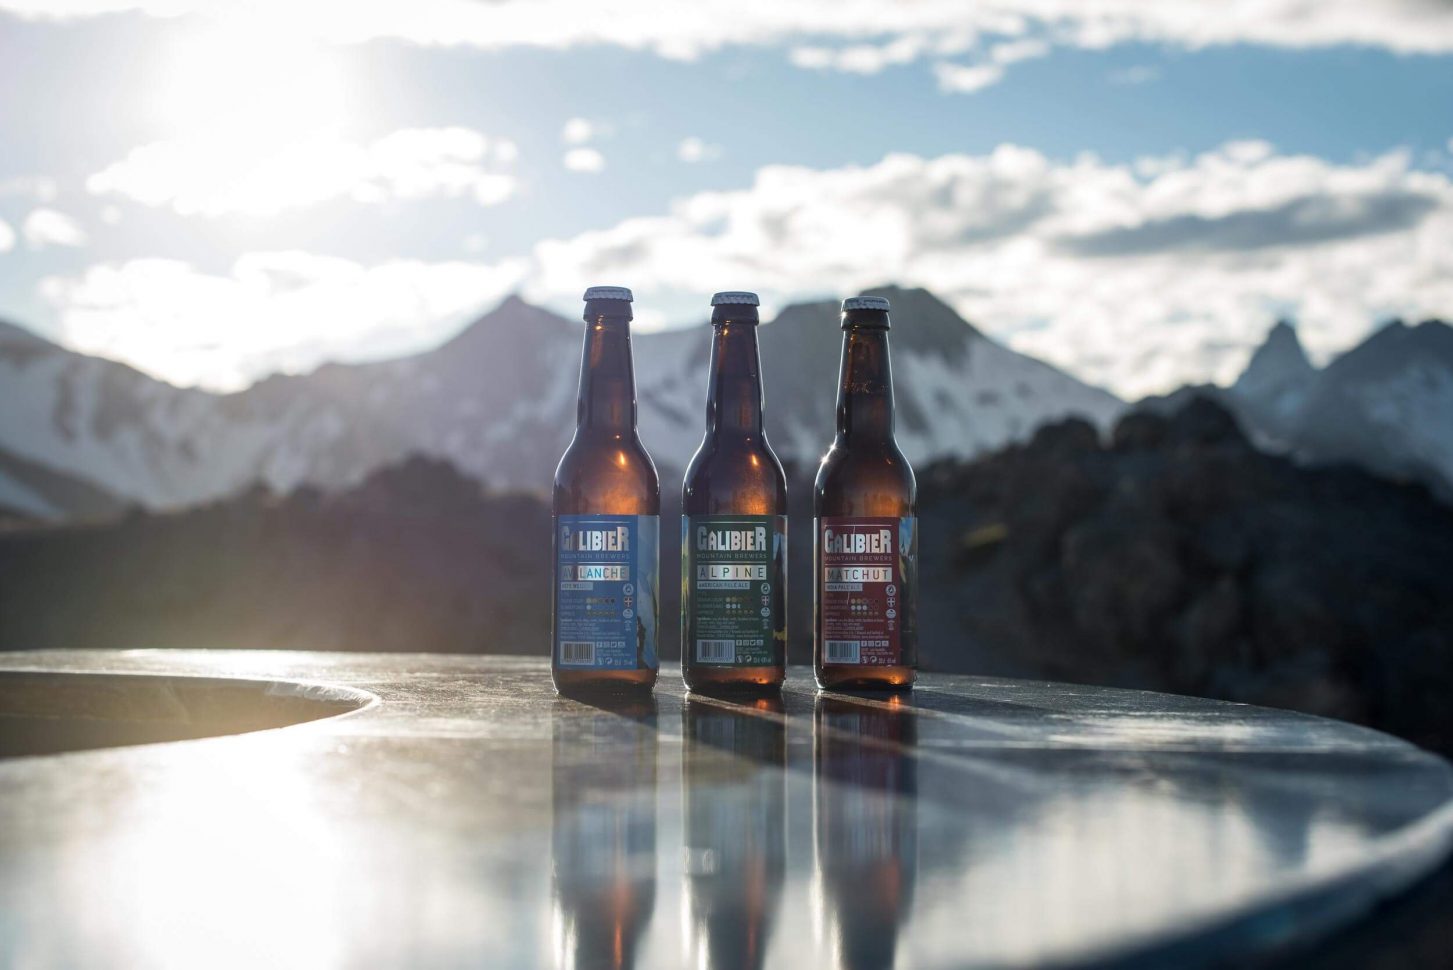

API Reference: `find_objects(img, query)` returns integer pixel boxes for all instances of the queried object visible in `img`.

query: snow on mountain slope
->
[1286,319,1453,493]
[1359,358,1453,486]
[0,325,277,507]
[0,290,1125,515]
[1139,317,1453,501]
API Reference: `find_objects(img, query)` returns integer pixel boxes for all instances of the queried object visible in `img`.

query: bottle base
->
[553,667,658,696]
[682,664,785,695]
[814,664,916,691]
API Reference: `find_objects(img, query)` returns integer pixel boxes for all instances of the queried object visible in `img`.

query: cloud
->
[22,208,89,249]
[7,1,1450,59]
[35,138,1453,399]
[0,219,14,253]
[563,147,606,173]
[934,37,1050,93]
[87,127,518,217]
[677,137,721,163]
[40,252,528,390]
[561,118,596,144]
[526,142,1453,398]
[1058,190,1438,256]
[933,62,1008,93]
[789,34,939,74]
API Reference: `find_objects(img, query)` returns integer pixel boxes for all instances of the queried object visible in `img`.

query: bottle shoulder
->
[554,431,660,515]
[682,434,788,515]
[813,441,916,517]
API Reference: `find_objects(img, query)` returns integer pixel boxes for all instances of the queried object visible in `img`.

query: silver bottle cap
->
[583,285,633,302]
[710,291,760,306]
[842,295,890,311]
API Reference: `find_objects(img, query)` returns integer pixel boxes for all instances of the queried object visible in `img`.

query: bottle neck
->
[705,317,765,438]
[577,312,637,433]
[835,325,895,443]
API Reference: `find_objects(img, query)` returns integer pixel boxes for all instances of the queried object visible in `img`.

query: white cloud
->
[561,117,596,144]
[40,252,528,389]
[526,142,1453,398]
[934,62,1008,93]
[6,1,1450,58]
[87,127,518,217]
[33,137,1453,398]
[934,36,1051,93]
[0,218,14,253]
[22,208,89,249]
[677,137,721,163]
[563,147,606,173]
[789,34,942,74]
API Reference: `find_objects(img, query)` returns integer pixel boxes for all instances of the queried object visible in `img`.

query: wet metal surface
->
[0,651,1450,969]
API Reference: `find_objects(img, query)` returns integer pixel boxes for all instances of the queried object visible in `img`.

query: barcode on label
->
[696,639,735,663]
[560,641,596,665]
[824,640,862,664]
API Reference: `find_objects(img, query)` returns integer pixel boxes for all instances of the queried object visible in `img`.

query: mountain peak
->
[764,284,984,362]
[1324,317,1453,385]
[1234,318,1315,403]
[862,285,985,346]
[436,293,575,358]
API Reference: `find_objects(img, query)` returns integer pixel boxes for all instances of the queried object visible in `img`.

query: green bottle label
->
[682,514,786,667]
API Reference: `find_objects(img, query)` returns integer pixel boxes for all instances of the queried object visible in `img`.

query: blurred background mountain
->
[3,289,1451,754]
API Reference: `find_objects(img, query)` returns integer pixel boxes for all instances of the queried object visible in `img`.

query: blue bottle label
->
[555,514,659,670]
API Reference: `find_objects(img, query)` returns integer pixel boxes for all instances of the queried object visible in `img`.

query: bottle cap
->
[583,285,633,302]
[842,295,890,312]
[710,291,760,306]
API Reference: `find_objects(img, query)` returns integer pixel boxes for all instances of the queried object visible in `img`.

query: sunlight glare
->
[128,23,356,218]
[153,24,348,142]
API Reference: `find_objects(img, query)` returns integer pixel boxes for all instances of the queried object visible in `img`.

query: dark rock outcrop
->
[916,395,1453,754]
[0,456,550,656]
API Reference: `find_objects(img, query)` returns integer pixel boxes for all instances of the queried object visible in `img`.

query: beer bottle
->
[813,295,917,690]
[552,286,661,694]
[681,291,788,692]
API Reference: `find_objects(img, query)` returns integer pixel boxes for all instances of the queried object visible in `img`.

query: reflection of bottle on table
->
[682,696,787,970]
[551,698,659,970]
[813,695,918,970]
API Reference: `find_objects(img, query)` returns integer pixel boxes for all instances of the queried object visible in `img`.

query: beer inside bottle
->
[813,295,918,690]
[552,285,661,693]
[681,291,788,692]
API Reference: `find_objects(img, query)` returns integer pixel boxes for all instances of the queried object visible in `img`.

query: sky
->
[0,0,1451,399]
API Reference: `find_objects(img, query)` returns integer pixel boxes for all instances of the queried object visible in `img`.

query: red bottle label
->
[818,516,913,666]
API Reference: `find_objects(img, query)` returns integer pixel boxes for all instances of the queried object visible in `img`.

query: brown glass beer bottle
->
[681,291,788,692]
[552,286,660,694]
[813,295,918,690]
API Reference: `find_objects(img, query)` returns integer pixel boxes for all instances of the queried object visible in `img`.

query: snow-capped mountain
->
[1231,319,1317,439]
[1141,316,1453,500]
[0,288,1124,516]
[1271,319,1453,493]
